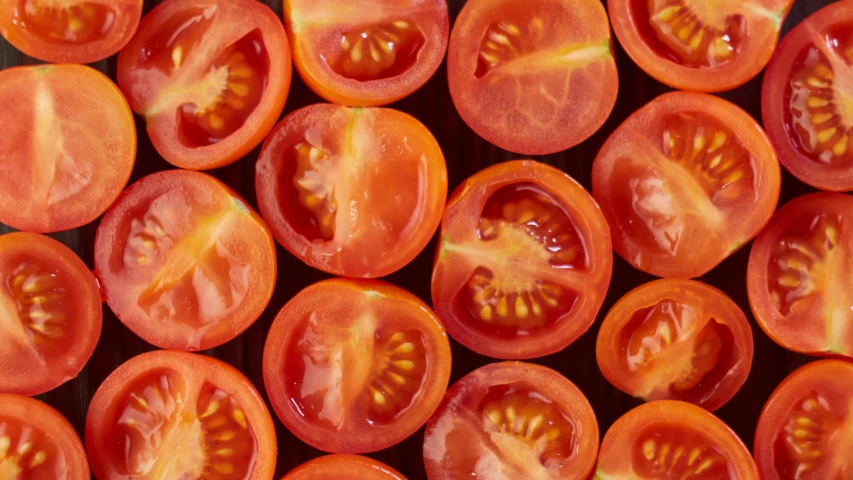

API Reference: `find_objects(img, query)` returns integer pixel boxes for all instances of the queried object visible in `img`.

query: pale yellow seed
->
[369,43,381,62]
[389,372,406,385]
[807,77,828,88]
[30,451,46,468]
[808,97,829,108]
[695,459,714,474]
[504,24,520,36]
[215,448,233,457]
[833,136,848,156]
[214,463,235,474]
[515,297,529,318]
[687,447,702,465]
[229,83,250,97]
[678,26,692,41]
[714,37,731,58]
[0,436,9,457]
[811,113,834,125]
[395,342,414,354]
[232,409,248,429]
[709,131,727,151]
[17,442,32,455]
[230,67,253,79]
[373,390,386,406]
[351,47,363,62]
[214,431,236,441]
[480,305,493,322]
[689,29,704,51]
[708,154,723,169]
[172,46,183,68]
[389,332,405,343]
[200,401,220,418]
[68,16,83,32]
[497,296,508,317]
[526,415,543,438]
[817,127,837,143]
[394,360,415,371]
[209,114,225,130]
[392,20,409,29]
[779,274,800,288]
[658,443,670,465]
[486,409,502,426]
[643,440,656,460]
[814,63,833,79]
[531,17,544,32]
[657,5,680,22]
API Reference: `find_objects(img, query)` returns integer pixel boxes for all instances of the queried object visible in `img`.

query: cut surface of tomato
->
[263,278,451,454]
[447,0,618,154]
[592,91,781,278]
[282,455,405,480]
[255,103,447,278]
[432,160,612,359]
[94,170,276,351]
[117,0,291,170]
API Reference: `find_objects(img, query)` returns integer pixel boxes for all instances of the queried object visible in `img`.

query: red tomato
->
[282,455,405,480]
[608,0,793,92]
[447,0,618,155]
[592,91,781,278]
[0,64,136,233]
[85,350,277,480]
[263,278,451,453]
[762,0,853,192]
[255,103,447,278]
[284,0,449,107]
[432,160,612,359]
[423,362,599,479]
[596,279,753,412]
[94,170,276,351]
[117,0,291,170]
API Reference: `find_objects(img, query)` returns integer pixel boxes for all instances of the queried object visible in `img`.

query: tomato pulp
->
[282,455,405,480]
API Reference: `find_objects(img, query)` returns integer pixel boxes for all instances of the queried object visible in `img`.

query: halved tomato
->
[282,455,405,480]
[608,0,792,92]
[117,0,290,170]
[255,103,447,278]
[747,193,853,358]
[432,160,612,359]
[596,279,753,412]
[284,0,449,107]
[754,359,853,479]
[0,64,136,233]
[94,170,276,351]
[762,0,853,192]
[423,362,599,479]
[447,0,618,155]
[263,278,451,453]
[85,350,276,480]
[595,400,759,479]
[592,91,781,278]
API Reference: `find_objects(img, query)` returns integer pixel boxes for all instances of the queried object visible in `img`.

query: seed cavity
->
[7,261,67,343]
[648,0,745,68]
[633,426,729,477]
[367,330,427,423]
[332,20,425,81]
[778,394,837,476]
[292,141,338,241]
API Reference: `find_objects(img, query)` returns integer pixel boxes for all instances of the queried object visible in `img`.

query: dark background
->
[0,0,837,478]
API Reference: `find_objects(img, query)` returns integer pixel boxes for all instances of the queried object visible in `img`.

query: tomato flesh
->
[11,1,115,44]
[283,455,405,480]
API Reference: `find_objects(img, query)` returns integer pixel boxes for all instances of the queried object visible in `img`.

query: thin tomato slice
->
[432,160,612,359]
[592,91,781,278]
[94,170,276,351]
[117,0,291,170]
[85,351,276,480]
[263,278,451,454]
[283,455,405,480]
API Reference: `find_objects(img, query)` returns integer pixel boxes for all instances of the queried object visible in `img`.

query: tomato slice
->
[432,160,612,359]
[592,91,781,278]
[283,455,405,480]
[263,278,451,453]
[423,362,599,479]
[762,0,853,192]
[447,0,618,155]
[0,64,136,233]
[595,400,758,479]
[117,0,291,170]
[93,170,276,351]
[85,350,276,480]
[255,103,447,278]
[608,0,792,92]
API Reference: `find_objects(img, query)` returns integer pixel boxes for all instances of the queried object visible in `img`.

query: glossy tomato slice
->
[283,455,405,480]
[117,0,291,170]
[94,170,276,351]
[85,351,276,480]
[0,64,136,233]
[263,278,451,453]
[285,0,448,107]
[432,160,612,359]
[762,0,853,192]
[595,400,758,479]
[608,0,792,92]
[255,103,447,278]
[592,91,781,278]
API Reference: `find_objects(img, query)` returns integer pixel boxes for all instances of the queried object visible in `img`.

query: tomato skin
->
[282,455,406,480]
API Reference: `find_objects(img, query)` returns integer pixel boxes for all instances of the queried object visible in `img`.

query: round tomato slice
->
[432,160,612,359]
[0,64,136,233]
[595,400,758,479]
[423,362,599,479]
[117,0,291,170]
[608,0,792,92]
[94,170,276,351]
[284,0,448,107]
[85,350,276,480]
[255,103,447,278]
[448,0,617,155]
[263,278,451,453]
[596,279,753,412]
[283,455,405,480]
[592,91,781,279]
[762,0,853,192]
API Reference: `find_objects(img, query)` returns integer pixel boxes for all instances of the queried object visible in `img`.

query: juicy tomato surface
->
[608,0,793,92]
[762,0,853,191]
[255,103,447,278]
[592,91,781,279]
[0,0,142,63]
[282,455,406,480]
[432,160,612,359]
[595,400,759,479]
[423,362,599,479]
[94,170,276,351]
[447,0,618,155]
[117,0,291,170]
[0,64,136,233]
[284,0,449,107]
[263,278,451,454]
[85,350,277,480]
